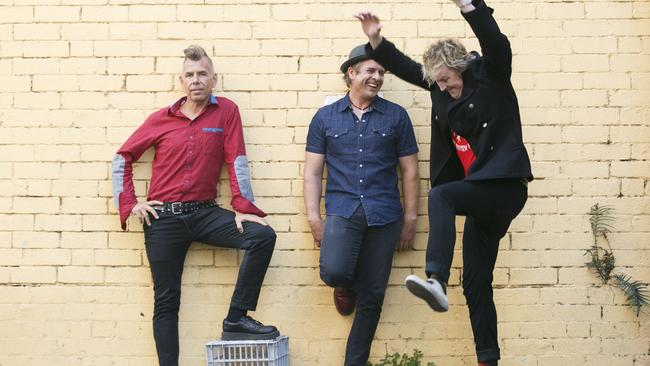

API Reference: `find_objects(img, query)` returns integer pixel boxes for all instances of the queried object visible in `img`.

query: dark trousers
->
[319,205,402,366]
[143,206,276,366]
[426,179,527,363]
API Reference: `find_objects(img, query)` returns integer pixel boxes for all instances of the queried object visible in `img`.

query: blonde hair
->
[422,38,474,85]
[183,45,214,69]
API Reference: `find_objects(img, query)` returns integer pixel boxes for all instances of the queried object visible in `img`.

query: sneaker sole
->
[405,277,448,312]
[221,330,280,341]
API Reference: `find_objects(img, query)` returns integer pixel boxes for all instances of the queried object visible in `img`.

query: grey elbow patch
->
[234,155,255,202]
[111,154,125,209]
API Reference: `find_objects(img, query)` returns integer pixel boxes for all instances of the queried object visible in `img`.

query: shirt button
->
[362,120,365,122]
[189,136,194,140]
[359,179,363,183]
[359,164,363,167]
[359,134,362,137]
[435,115,439,120]
[360,194,364,198]
[382,133,386,136]
[359,149,362,152]
[490,146,494,151]
[483,122,488,128]
[469,103,474,109]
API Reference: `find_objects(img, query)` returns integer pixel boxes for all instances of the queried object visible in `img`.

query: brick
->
[13,197,60,214]
[61,92,108,109]
[536,3,584,19]
[34,214,82,231]
[204,23,252,39]
[13,24,60,40]
[62,198,107,214]
[68,40,93,56]
[0,7,33,23]
[271,4,308,20]
[13,232,59,248]
[586,2,633,19]
[222,5,270,21]
[33,145,81,162]
[583,72,630,89]
[0,76,31,92]
[10,266,57,283]
[93,41,140,57]
[81,6,129,21]
[78,75,123,91]
[176,5,223,21]
[34,6,80,22]
[157,22,205,39]
[23,249,71,265]
[58,266,104,283]
[14,163,60,179]
[61,23,108,40]
[107,57,154,74]
[94,249,141,266]
[571,179,620,196]
[562,55,609,72]
[560,90,608,107]
[61,232,107,249]
[562,126,609,143]
[109,23,157,40]
[128,5,176,21]
[33,75,79,92]
[125,75,171,92]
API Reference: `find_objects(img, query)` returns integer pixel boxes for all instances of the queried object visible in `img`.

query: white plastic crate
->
[205,336,289,366]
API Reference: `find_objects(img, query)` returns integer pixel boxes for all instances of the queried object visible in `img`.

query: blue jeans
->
[319,205,402,366]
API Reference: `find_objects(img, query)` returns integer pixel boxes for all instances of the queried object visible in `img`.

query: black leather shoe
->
[222,316,280,340]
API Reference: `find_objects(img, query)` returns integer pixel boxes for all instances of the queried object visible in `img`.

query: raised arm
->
[459,0,512,80]
[355,12,430,90]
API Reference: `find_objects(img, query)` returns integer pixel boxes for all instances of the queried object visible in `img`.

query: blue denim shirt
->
[306,94,418,226]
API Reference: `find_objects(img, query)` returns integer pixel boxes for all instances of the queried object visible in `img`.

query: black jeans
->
[426,179,527,363]
[319,205,402,366]
[143,206,276,366]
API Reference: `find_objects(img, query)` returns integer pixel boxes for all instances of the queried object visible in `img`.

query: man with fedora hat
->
[303,44,419,365]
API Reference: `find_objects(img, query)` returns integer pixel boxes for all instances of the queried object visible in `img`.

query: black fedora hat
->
[340,44,371,73]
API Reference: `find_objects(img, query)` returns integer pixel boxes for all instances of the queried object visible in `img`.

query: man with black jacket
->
[357,0,533,365]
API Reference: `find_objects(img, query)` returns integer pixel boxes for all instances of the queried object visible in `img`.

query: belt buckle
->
[171,202,183,215]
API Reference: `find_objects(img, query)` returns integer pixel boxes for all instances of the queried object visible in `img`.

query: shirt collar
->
[337,93,386,114]
[168,94,219,115]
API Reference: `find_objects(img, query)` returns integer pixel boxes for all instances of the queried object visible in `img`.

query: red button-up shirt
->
[112,95,265,230]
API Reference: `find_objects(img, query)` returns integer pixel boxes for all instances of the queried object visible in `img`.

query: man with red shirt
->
[112,45,279,366]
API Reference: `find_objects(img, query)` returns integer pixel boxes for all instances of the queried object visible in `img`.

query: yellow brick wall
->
[1,0,649,365]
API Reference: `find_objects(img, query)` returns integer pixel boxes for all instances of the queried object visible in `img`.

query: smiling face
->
[347,59,385,101]
[179,56,217,104]
[435,65,464,100]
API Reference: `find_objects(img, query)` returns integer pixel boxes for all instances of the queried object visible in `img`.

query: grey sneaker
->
[405,274,449,312]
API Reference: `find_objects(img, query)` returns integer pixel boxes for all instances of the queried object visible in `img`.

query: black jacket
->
[368,0,533,187]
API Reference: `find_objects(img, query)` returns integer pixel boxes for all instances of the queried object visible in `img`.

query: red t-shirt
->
[452,131,476,176]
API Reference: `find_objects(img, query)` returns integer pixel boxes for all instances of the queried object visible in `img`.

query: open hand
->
[354,12,383,49]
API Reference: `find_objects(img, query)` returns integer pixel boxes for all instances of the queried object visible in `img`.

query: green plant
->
[366,347,436,366]
[585,204,648,316]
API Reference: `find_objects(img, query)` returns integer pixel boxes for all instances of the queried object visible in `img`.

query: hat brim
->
[340,55,371,73]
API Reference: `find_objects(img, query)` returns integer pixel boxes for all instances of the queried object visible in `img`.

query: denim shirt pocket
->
[370,127,396,157]
[325,127,351,155]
